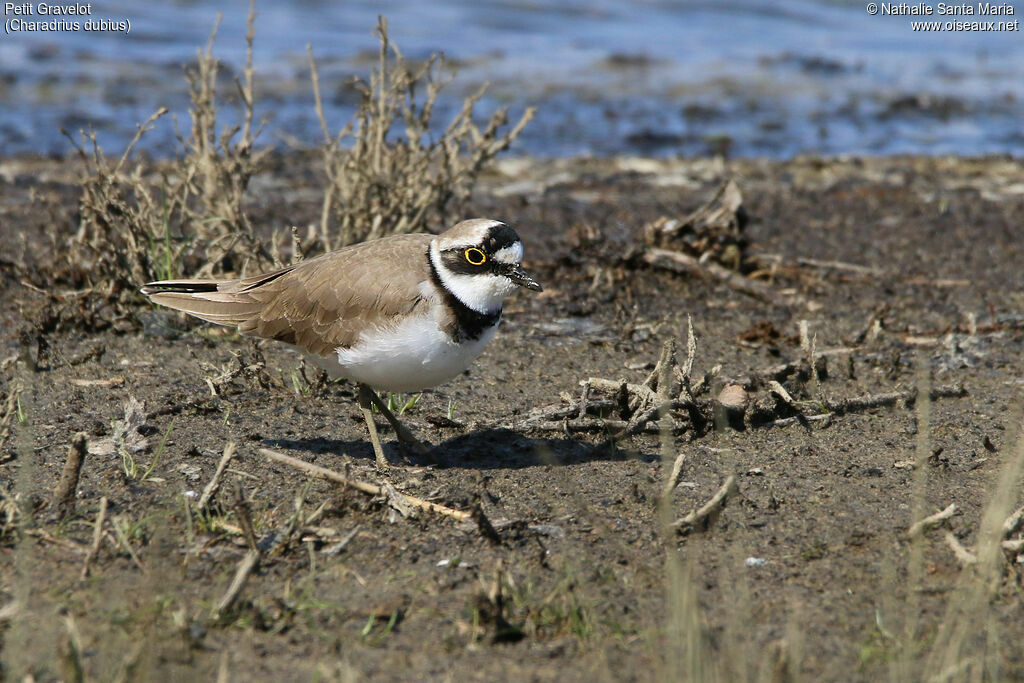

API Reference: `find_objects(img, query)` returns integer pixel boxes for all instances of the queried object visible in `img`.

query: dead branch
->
[944,532,977,566]
[260,448,471,523]
[197,442,237,511]
[1003,506,1023,537]
[524,416,688,435]
[826,384,965,415]
[796,257,886,276]
[643,248,792,308]
[80,497,108,579]
[1002,538,1024,554]
[907,503,957,539]
[232,485,260,552]
[672,475,738,533]
[754,357,829,385]
[321,525,360,556]
[211,549,260,619]
[587,378,658,406]
[757,413,833,429]
[662,451,688,499]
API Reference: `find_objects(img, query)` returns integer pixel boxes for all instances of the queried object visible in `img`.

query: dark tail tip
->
[140,281,220,296]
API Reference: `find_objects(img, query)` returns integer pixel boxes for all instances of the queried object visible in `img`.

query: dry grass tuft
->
[62,5,270,306]
[309,16,535,249]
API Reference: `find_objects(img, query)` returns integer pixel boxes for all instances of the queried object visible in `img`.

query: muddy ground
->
[1,153,1023,681]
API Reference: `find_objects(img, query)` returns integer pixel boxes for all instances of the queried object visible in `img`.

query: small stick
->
[322,525,360,556]
[690,364,721,398]
[827,384,966,415]
[578,380,591,420]
[679,314,697,381]
[539,417,688,433]
[51,432,88,521]
[796,257,885,276]
[232,485,259,552]
[662,451,688,499]
[80,497,108,580]
[586,378,659,406]
[197,442,237,511]
[643,247,793,308]
[944,532,977,565]
[1002,506,1023,537]
[111,515,145,571]
[672,475,738,533]
[260,448,471,523]
[850,304,889,345]
[523,398,618,425]
[528,417,687,434]
[907,503,957,538]
[756,413,833,429]
[211,549,260,619]
[654,339,677,397]
[767,381,798,408]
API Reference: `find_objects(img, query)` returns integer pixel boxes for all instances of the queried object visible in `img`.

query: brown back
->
[145,234,435,356]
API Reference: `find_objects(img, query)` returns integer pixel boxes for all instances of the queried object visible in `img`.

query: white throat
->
[429,242,517,314]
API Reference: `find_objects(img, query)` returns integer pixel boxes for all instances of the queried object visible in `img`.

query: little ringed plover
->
[140,218,542,468]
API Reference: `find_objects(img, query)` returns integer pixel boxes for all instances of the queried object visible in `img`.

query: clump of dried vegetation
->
[57,10,269,317]
[23,6,532,335]
[311,17,535,249]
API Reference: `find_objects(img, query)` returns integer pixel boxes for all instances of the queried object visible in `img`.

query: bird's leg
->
[360,386,430,457]
[357,383,390,470]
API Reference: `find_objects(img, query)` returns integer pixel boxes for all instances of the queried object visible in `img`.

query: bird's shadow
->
[264,428,655,471]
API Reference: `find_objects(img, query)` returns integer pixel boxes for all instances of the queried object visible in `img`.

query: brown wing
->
[142,234,435,356]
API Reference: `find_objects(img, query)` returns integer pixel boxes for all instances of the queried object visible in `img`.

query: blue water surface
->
[1,0,1021,158]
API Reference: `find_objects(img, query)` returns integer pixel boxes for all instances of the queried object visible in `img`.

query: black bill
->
[507,266,543,292]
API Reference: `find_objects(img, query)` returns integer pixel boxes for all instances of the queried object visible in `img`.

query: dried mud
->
[1,153,1023,681]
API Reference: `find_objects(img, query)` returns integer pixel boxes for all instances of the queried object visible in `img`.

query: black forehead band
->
[481,223,520,254]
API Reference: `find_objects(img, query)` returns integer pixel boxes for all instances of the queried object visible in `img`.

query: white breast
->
[304,313,499,393]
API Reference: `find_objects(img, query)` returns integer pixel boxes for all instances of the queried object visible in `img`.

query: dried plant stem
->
[80,497,108,580]
[643,248,792,308]
[260,448,471,522]
[51,432,88,521]
[907,503,957,538]
[672,475,738,533]
[197,442,237,511]
[212,549,260,619]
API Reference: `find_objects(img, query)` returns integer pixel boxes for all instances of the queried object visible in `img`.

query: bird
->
[140,218,542,468]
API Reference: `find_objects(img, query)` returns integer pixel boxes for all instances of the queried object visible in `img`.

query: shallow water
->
[1,0,1022,158]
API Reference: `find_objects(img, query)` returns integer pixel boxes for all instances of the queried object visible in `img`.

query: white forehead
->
[493,242,523,265]
[439,219,505,248]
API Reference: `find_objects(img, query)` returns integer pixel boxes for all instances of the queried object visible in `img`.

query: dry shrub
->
[62,7,269,311]
[310,16,535,249]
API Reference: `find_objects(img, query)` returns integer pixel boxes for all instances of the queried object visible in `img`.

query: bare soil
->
[1,153,1023,681]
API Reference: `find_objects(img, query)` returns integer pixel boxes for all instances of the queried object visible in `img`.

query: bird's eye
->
[464,248,487,265]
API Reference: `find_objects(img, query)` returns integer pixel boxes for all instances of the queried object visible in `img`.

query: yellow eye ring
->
[464,248,487,265]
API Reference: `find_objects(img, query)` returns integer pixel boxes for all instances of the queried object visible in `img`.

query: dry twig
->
[197,442,237,511]
[260,448,471,522]
[907,503,957,539]
[80,497,108,579]
[643,248,792,308]
[944,532,977,566]
[212,549,260,619]
[51,432,88,521]
[672,475,738,533]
